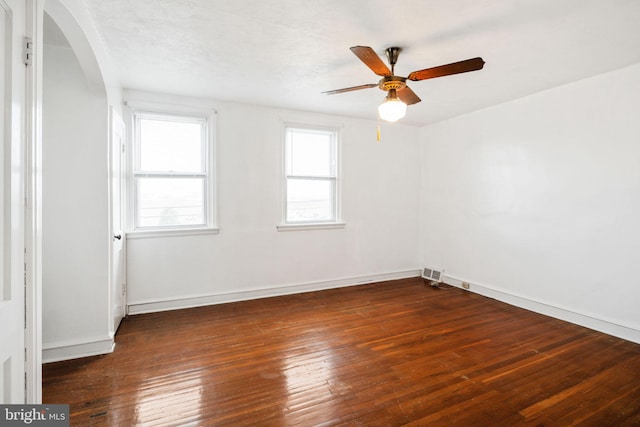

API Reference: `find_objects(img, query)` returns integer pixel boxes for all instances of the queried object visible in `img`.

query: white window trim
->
[127,227,219,239]
[278,121,344,231]
[276,222,346,232]
[125,100,218,238]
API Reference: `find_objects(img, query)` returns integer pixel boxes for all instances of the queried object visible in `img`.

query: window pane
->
[136,177,205,227]
[286,178,335,222]
[287,129,334,177]
[139,117,204,172]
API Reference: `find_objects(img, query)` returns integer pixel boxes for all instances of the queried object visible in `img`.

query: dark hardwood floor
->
[43,278,640,426]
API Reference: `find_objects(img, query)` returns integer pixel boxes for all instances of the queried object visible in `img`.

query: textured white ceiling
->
[81,0,640,125]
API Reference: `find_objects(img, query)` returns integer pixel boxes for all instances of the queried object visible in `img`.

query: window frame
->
[126,102,218,238]
[278,122,345,231]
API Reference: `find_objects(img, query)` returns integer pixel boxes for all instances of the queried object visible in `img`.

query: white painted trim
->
[43,336,115,364]
[125,99,217,117]
[276,222,346,232]
[127,227,220,239]
[25,0,45,404]
[442,274,640,345]
[128,269,421,315]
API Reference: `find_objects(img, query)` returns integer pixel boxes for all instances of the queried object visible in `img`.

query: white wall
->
[420,63,640,342]
[42,42,111,359]
[51,0,122,109]
[125,91,421,312]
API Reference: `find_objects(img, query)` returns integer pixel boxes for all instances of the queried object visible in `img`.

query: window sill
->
[127,227,220,240]
[276,222,346,232]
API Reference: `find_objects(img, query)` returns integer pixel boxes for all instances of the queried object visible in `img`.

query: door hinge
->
[24,37,33,66]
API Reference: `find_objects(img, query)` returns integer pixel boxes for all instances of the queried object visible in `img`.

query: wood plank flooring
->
[43,278,640,426]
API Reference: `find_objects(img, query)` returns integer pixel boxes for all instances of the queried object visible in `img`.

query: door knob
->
[114,234,122,240]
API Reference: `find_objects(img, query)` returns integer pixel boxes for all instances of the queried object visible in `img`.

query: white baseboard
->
[128,269,422,315]
[43,336,115,363]
[442,275,640,345]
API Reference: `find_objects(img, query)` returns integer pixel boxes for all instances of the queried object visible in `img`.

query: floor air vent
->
[422,267,443,282]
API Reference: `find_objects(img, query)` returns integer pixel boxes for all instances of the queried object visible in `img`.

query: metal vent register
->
[422,267,442,282]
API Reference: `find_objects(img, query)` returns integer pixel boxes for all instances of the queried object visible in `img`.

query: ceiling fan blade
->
[397,86,421,105]
[350,46,392,77]
[322,83,377,95]
[407,57,485,81]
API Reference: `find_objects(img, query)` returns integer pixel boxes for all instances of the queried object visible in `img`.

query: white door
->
[0,0,27,403]
[109,108,126,336]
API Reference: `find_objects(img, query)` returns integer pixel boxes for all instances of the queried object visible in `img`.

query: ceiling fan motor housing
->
[379,76,407,92]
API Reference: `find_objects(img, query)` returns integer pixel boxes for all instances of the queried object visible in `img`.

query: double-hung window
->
[132,110,215,232]
[283,125,341,226]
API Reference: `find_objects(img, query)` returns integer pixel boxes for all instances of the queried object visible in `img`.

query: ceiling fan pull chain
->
[377,121,381,142]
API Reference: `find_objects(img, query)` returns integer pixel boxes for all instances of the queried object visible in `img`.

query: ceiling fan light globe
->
[378,98,407,122]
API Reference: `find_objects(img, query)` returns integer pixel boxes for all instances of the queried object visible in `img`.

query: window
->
[283,125,341,227]
[131,111,216,232]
